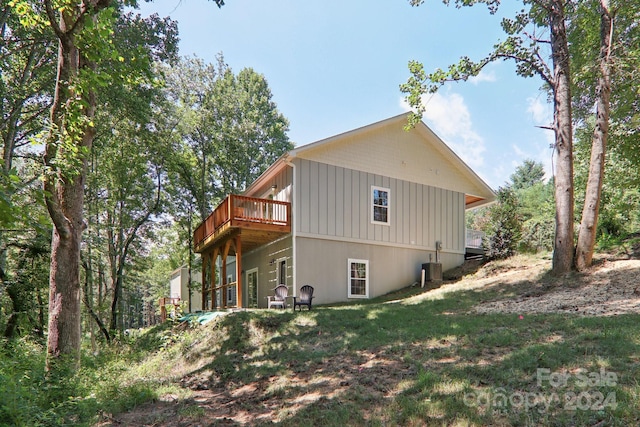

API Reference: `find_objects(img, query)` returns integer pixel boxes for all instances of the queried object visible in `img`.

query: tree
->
[12,0,172,371]
[3,233,50,339]
[505,159,554,252]
[32,0,112,372]
[483,187,523,260]
[208,66,293,196]
[0,2,56,337]
[163,56,292,299]
[573,0,611,269]
[162,56,224,220]
[7,0,225,368]
[403,0,575,274]
[509,159,545,191]
[572,0,640,268]
[84,10,178,336]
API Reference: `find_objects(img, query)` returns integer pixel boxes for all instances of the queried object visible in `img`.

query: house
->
[193,113,495,309]
[169,265,203,313]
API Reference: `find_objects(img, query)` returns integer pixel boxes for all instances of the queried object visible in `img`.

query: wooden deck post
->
[201,256,206,311]
[159,298,167,322]
[235,235,242,308]
[222,240,232,308]
[211,247,219,309]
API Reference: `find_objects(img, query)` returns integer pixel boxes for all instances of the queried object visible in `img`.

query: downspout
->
[284,158,297,298]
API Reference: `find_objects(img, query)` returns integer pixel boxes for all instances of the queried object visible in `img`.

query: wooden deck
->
[194,194,291,254]
[194,195,291,310]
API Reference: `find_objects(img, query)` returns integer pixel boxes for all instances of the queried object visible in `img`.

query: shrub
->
[483,187,522,260]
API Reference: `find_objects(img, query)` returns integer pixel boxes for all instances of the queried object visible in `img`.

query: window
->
[247,268,259,308]
[348,259,369,298]
[227,275,235,304]
[371,186,390,225]
[277,259,287,286]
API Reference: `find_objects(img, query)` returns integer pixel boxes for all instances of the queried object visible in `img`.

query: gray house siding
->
[292,157,466,302]
[295,237,461,305]
[294,158,465,253]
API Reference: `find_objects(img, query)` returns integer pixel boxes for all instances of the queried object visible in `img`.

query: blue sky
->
[138,0,555,189]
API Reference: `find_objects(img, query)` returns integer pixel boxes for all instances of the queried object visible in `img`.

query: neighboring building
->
[169,266,203,313]
[193,113,495,309]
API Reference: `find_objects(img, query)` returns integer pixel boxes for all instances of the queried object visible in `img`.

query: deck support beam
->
[235,234,242,308]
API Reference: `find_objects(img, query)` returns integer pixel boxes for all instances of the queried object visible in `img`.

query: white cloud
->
[527,96,552,125]
[512,144,529,158]
[469,94,556,185]
[400,92,486,170]
[469,69,497,85]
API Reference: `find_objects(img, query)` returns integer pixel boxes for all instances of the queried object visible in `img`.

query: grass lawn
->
[2,254,640,426]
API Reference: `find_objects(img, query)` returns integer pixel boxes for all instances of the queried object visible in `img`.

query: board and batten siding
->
[294,158,465,253]
[245,164,294,203]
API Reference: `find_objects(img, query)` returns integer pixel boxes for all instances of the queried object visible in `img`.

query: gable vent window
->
[371,186,390,225]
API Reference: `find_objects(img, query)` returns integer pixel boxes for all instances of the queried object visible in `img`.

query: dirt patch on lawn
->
[471,256,640,317]
[96,351,412,427]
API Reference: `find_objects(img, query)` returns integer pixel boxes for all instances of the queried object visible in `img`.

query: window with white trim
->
[348,259,369,298]
[227,274,236,305]
[277,259,287,286]
[371,186,390,225]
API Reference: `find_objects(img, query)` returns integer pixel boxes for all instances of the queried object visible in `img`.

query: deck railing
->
[194,194,291,249]
[466,229,484,249]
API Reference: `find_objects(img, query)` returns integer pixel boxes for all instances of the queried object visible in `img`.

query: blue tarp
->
[179,311,229,325]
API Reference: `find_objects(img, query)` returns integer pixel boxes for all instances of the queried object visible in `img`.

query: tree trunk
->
[46,197,85,371]
[4,282,23,338]
[44,1,106,373]
[110,273,124,332]
[82,258,111,343]
[109,173,161,332]
[107,209,121,333]
[36,285,45,338]
[187,205,193,313]
[549,0,575,275]
[45,28,84,372]
[575,0,613,270]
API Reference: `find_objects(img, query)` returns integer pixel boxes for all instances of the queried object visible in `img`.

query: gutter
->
[284,157,297,297]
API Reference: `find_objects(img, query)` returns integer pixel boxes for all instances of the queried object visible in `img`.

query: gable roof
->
[246,113,496,208]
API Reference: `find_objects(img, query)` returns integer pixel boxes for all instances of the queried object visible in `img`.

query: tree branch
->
[43,0,64,39]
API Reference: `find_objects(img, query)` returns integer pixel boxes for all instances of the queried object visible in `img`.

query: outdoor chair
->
[293,285,314,311]
[267,285,288,309]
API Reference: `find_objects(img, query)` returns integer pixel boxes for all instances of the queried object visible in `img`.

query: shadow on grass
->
[112,265,640,426]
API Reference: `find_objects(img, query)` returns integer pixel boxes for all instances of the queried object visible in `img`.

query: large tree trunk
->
[43,1,106,373]
[46,219,84,368]
[549,0,575,275]
[575,0,613,270]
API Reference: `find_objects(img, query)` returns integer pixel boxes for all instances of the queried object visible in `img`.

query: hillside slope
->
[96,251,640,426]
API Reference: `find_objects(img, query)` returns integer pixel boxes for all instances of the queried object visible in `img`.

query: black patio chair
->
[293,285,314,311]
